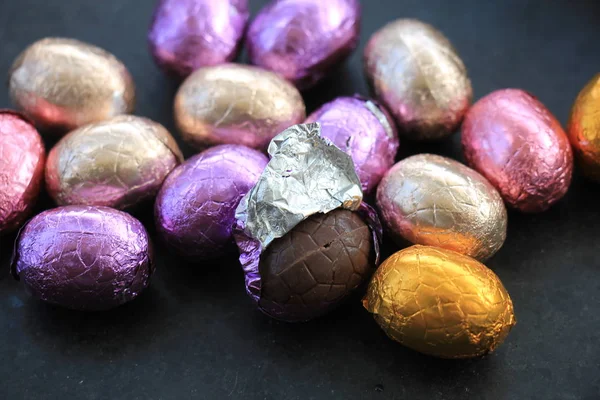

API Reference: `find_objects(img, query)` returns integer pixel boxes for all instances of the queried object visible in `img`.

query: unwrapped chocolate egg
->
[0,111,45,233]
[46,115,183,209]
[364,19,472,141]
[247,0,360,89]
[305,97,399,194]
[155,145,268,259]
[12,206,154,311]
[174,64,306,150]
[363,245,516,359]
[568,74,600,181]
[376,154,506,261]
[148,0,249,78]
[462,89,573,212]
[9,38,135,133]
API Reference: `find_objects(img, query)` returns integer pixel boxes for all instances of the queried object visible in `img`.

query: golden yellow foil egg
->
[568,73,600,181]
[363,245,516,359]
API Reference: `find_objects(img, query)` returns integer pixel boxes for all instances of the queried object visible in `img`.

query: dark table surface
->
[1,0,600,399]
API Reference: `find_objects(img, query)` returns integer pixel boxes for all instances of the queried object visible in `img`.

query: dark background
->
[1,0,599,399]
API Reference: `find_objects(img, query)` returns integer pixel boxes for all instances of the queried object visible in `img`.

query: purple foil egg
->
[247,0,361,89]
[148,0,249,78]
[305,97,399,194]
[155,145,268,259]
[12,206,154,311]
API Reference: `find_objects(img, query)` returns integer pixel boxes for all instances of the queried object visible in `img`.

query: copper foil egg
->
[46,115,183,209]
[0,111,45,233]
[8,38,135,133]
[376,154,507,261]
[174,64,306,150]
[462,89,573,212]
[363,245,516,359]
[364,19,472,141]
[148,0,249,78]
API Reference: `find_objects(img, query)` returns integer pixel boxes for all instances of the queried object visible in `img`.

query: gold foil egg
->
[46,115,183,209]
[376,154,507,261]
[8,38,135,133]
[363,245,516,359]
[568,73,600,181]
[174,63,306,150]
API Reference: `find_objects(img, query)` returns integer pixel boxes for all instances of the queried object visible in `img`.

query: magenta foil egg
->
[12,206,154,311]
[155,145,268,259]
[148,0,249,78]
[305,97,399,194]
[247,0,361,89]
[462,89,573,212]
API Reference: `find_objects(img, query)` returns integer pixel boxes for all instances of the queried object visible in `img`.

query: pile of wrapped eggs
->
[1,0,596,360]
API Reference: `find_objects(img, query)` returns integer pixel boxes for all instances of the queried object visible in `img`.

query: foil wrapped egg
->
[247,0,361,89]
[46,115,183,209]
[376,154,507,261]
[305,96,399,194]
[155,145,268,259]
[462,89,573,212]
[0,111,45,234]
[12,206,154,311]
[364,19,472,141]
[174,64,306,150]
[363,245,516,359]
[148,0,249,78]
[8,38,135,133]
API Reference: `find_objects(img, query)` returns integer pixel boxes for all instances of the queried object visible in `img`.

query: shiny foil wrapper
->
[12,206,154,311]
[174,64,306,150]
[462,89,573,213]
[9,38,135,133]
[363,245,516,359]
[568,73,600,181]
[46,115,183,209]
[247,0,360,89]
[148,0,249,78]
[376,154,507,261]
[364,19,472,141]
[155,144,268,259]
[0,111,45,234]
[305,96,399,194]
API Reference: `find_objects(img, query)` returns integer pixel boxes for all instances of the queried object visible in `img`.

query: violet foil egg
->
[46,115,183,209]
[155,145,268,259]
[247,0,361,89]
[0,111,45,234]
[462,89,573,213]
[12,206,154,311]
[148,0,249,78]
[305,96,399,194]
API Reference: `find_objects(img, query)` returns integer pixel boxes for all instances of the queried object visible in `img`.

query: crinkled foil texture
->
[148,0,249,77]
[174,64,306,150]
[12,206,154,311]
[155,144,268,259]
[306,96,399,194]
[9,37,135,133]
[462,89,573,212]
[46,115,183,209]
[247,0,360,89]
[376,154,507,261]
[363,245,516,359]
[364,19,472,141]
[0,111,45,233]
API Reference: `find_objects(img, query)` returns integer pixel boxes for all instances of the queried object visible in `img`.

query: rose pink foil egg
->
[12,206,154,311]
[247,0,361,89]
[0,110,45,234]
[148,0,249,78]
[155,145,268,259]
[462,89,573,212]
[305,97,399,194]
